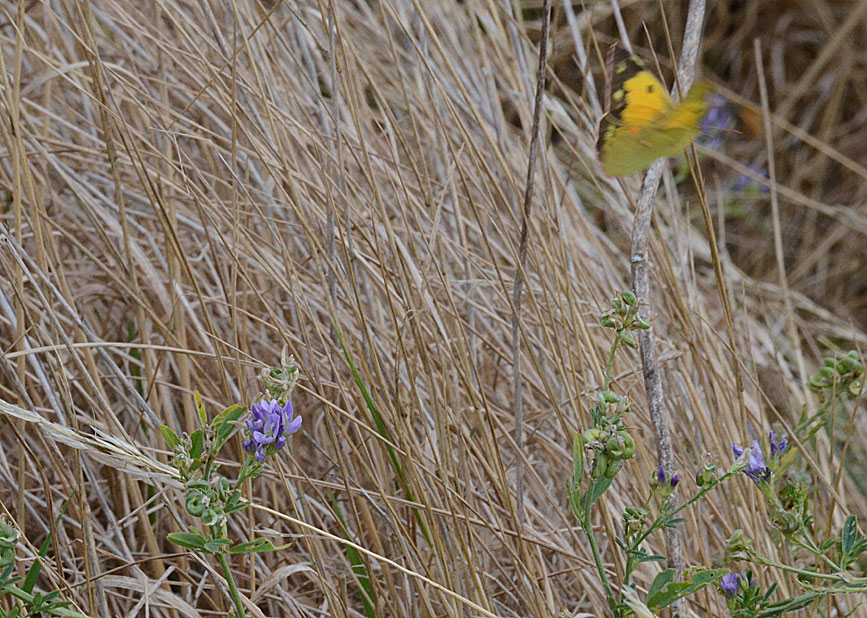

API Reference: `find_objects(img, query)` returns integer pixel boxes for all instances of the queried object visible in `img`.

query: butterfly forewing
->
[597,43,711,176]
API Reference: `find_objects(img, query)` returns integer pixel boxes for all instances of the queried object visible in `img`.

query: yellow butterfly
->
[596,44,711,177]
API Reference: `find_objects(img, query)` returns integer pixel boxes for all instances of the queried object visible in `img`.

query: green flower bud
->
[635,317,651,330]
[620,432,636,458]
[606,434,624,457]
[837,356,855,373]
[615,397,630,414]
[621,290,637,306]
[215,476,231,500]
[601,390,621,404]
[695,464,716,487]
[582,428,602,444]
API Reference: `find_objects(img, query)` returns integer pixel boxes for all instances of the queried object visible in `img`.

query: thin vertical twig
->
[629,0,707,595]
[511,0,553,528]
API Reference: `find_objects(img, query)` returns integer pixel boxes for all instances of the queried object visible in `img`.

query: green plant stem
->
[751,552,864,585]
[603,332,621,391]
[634,470,738,549]
[1,584,93,617]
[581,514,618,614]
[217,552,246,618]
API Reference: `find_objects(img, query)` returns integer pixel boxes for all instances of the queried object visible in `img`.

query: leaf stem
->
[603,332,621,391]
[217,551,246,618]
[581,514,618,614]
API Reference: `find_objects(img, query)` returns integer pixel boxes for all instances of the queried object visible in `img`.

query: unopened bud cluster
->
[808,351,864,402]
[582,391,636,480]
[599,290,651,348]
[259,348,300,405]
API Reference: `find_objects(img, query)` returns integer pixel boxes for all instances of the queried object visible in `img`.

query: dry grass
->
[1,1,866,616]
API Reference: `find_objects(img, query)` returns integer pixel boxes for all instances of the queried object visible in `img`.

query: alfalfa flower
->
[732,440,770,483]
[651,465,679,499]
[656,465,679,488]
[242,399,302,463]
[769,430,788,459]
[719,572,741,598]
[698,94,733,150]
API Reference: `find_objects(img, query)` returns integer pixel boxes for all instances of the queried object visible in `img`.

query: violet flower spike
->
[698,94,731,151]
[733,440,771,483]
[242,398,302,462]
[769,430,788,458]
[720,572,740,598]
[657,465,679,488]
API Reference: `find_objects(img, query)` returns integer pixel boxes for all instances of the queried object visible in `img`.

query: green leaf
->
[189,430,204,460]
[647,568,727,611]
[335,326,431,546]
[23,497,72,594]
[203,539,232,554]
[167,532,207,551]
[842,515,857,557]
[330,493,376,618]
[160,423,181,450]
[0,564,16,583]
[587,477,614,506]
[159,424,181,450]
[212,405,245,452]
[22,558,42,597]
[572,431,584,488]
[758,593,822,616]
[193,390,207,427]
[228,538,290,554]
[568,485,583,520]
[216,404,245,427]
[647,569,676,603]
[223,502,247,516]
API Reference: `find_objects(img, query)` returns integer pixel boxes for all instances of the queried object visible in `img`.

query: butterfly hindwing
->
[597,43,710,176]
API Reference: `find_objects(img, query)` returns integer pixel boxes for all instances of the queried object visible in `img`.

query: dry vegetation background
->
[1,0,866,616]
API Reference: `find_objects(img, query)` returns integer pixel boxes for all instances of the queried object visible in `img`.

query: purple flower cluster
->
[733,440,770,483]
[242,399,302,462]
[698,95,770,193]
[720,572,740,598]
[657,465,679,488]
[699,94,732,151]
[769,430,787,458]
[733,431,787,484]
